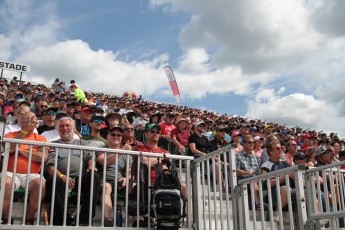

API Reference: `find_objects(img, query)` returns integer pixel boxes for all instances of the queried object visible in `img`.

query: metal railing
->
[305,161,345,229]
[191,145,236,230]
[0,138,194,229]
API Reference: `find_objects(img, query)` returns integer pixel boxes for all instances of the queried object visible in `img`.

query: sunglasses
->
[149,130,161,134]
[109,133,122,137]
[123,128,134,132]
[218,129,227,132]
[41,105,48,108]
[46,112,55,116]
[274,147,282,151]
[92,119,104,123]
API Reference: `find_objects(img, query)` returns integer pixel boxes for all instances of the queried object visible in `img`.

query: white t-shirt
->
[41,129,80,142]
[4,124,38,135]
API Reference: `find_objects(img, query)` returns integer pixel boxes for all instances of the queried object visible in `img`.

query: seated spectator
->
[75,105,93,136]
[82,114,107,145]
[121,123,144,148]
[315,146,331,167]
[41,111,80,142]
[44,116,100,226]
[236,134,262,210]
[253,136,264,158]
[119,101,132,115]
[5,103,38,135]
[293,153,307,166]
[284,140,298,166]
[171,118,190,155]
[188,121,209,159]
[148,112,161,124]
[37,108,56,134]
[66,102,75,118]
[2,112,48,225]
[305,147,317,167]
[231,131,243,153]
[261,140,296,221]
[100,112,122,139]
[158,111,176,150]
[96,126,132,226]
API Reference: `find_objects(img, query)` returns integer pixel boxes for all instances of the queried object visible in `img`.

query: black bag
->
[128,156,149,216]
[151,158,185,230]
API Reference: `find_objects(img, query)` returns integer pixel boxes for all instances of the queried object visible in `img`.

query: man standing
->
[2,112,48,225]
[44,116,101,226]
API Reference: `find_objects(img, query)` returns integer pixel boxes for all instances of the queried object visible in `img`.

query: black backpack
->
[151,158,186,230]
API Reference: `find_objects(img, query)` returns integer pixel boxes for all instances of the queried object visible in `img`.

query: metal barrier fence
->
[305,161,345,229]
[0,138,194,229]
[191,145,237,230]
[236,164,308,230]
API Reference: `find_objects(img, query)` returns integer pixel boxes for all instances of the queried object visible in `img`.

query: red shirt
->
[160,122,176,136]
[134,145,169,183]
[171,128,190,147]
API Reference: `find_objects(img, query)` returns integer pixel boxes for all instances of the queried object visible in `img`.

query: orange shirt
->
[5,132,48,174]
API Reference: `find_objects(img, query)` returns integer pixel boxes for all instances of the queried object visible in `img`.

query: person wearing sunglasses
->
[261,140,296,221]
[2,112,49,225]
[82,114,107,145]
[96,126,132,227]
[236,134,262,210]
[37,108,56,134]
[121,123,144,148]
[284,140,298,166]
[133,123,186,227]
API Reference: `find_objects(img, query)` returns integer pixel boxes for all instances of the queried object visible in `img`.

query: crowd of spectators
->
[1,76,345,226]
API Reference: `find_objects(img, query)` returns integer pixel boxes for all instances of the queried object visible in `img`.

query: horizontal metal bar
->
[309,211,345,220]
[192,144,235,163]
[238,164,305,185]
[2,138,194,160]
[306,161,345,172]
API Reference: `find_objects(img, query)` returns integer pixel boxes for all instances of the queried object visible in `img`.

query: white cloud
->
[246,91,345,137]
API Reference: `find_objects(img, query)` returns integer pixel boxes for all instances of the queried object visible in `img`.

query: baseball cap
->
[14,93,24,99]
[231,131,242,138]
[195,121,205,127]
[303,133,314,140]
[108,126,123,133]
[44,107,57,115]
[18,100,31,107]
[81,105,93,112]
[254,136,264,141]
[145,123,161,132]
[293,153,306,161]
[90,114,104,122]
[55,110,68,120]
[315,146,328,156]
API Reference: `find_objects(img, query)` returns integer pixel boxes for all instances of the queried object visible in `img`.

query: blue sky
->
[1,0,345,137]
